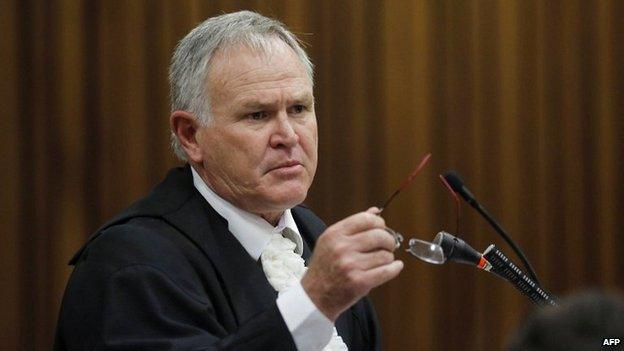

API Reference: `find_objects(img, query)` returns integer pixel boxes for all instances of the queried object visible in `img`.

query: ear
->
[170,111,204,163]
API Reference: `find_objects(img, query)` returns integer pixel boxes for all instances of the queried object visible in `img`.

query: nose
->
[269,112,299,149]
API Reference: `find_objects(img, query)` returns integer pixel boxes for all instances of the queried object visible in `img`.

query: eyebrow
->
[239,92,314,110]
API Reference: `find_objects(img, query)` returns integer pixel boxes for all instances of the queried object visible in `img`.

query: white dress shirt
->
[191,167,334,350]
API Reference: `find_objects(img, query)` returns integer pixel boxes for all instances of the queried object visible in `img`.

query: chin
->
[265,187,308,210]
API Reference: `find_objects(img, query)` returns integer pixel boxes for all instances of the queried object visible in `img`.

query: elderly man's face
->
[195,39,317,222]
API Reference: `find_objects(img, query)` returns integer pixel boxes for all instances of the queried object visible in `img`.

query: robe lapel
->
[291,207,321,265]
[163,191,278,326]
[293,207,357,348]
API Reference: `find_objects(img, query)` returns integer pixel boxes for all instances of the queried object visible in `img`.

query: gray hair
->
[168,10,314,161]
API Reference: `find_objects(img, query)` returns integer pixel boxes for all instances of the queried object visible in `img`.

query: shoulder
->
[74,217,207,290]
[85,217,180,261]
[65,216,214,308]
[69,166,196,264]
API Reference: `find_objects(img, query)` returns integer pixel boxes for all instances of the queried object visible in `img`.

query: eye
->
[290,104,307,115]
[248,111,268,120]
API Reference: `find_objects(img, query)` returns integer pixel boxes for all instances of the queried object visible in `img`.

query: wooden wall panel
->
[1,1,622,350]
[0,1,20,350]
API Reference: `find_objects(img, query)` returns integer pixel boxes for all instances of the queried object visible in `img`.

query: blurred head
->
[507,290,624,351]
[169,11,317,223]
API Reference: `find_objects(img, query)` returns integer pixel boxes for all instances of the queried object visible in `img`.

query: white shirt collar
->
[191,166,304,261]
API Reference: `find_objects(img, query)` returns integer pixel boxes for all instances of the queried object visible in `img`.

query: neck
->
[261,211,283,226]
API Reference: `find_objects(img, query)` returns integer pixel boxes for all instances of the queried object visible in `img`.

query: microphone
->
[442,171,541,286]
[409,232,557,306]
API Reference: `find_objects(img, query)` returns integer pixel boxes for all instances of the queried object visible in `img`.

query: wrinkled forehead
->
[209,37,310,80]
[206,38,313,104]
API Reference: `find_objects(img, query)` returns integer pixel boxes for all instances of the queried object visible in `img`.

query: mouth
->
[267,160,303,174]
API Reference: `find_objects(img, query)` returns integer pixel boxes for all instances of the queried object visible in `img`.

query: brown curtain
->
[1,1,622,350]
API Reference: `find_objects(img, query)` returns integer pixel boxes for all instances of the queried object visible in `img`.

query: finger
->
[350,228,397,252]
[351,250,395,271]
[331,211,386,236]
[360,260,404,288]
[366,207,381,215]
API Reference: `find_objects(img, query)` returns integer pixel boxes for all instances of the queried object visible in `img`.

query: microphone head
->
[442,171,465,193]
[434,231,482,266]
[442,171,476,205]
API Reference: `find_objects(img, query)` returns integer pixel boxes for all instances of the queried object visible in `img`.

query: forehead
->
[207,39,313,107]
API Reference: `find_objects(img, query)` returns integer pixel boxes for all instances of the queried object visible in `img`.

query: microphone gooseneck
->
[441,171,541,286]
[482,244,557,307]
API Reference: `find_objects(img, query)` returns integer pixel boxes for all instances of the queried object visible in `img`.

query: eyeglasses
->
[379,153,461,264]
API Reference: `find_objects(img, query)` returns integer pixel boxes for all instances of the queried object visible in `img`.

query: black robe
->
[54,166,381,350]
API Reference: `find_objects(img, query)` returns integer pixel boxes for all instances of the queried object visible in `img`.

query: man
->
[55,11,403,350]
